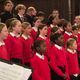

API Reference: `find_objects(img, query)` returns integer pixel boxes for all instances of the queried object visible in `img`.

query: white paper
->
[0,61,32,80]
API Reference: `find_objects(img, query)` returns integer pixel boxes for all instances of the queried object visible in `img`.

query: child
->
[50,33,69,80]
[30,40,51,80]
[31,17,42,41]
[66,38,80,80]
[63,21,72,45]
[47,16,59,38]
[71,26,78,40]
[15,4,26,22]
[37,24,51,59]
[0,23,9,60]
[5,19,23,64]
[20,22,33,66]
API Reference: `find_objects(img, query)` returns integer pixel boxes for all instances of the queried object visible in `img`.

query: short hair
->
[4,0,13,6]
[27,6,36,13]
[37,11,45,17]
[50,33,62,44]
[66,38,76,48]
[15,4,26,12]
[33,40,45,51]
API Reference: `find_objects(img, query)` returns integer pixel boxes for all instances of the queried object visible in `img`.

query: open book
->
[0,59,32,80]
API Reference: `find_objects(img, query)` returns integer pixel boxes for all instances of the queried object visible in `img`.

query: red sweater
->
[64,32,72,45]
[66,49,79,75]
[31,28,37,41]
[77,33,80,51]
[37,36,51,58]
[5,34,23,60]
[30,53,51,80]
[20,35,33,64]
[47,26,52,39]
[0,44,9,60]
[49,44,68,77]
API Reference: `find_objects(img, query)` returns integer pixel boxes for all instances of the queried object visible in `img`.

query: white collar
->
[50,24,58,28]
[18,14,24,18]
[54,44,62,50]
[36,52,44,60]
[32,27,38,32]
[39,35,46,39]
[0,41,5,46]
[67,48,76,54]
[78,32,80,34]
[65,31,72,36]
[22,34,30,40]
[10,32,20,38]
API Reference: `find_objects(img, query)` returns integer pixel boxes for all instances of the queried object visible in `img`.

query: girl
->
[5,19,23,64]
[66,38,80,80]
[30,40,51,80]
[0,23,9,60]
[47,16,59,38]
[20,22,33,66]
[31,17,42,41]
[63,21,72,45]
[37,24,51,59]
[50,33,69,80]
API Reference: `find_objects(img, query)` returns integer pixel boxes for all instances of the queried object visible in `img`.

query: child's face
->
[13,21,22,33]
[57,35,64,46]
[19,9,26,15]
[25,25,32,35]
[72,29,78,35]
[66,22,72,32]
[0,26,8,40]
[5,2,13,12]
[70,41,77,50]
[40,26,48,36]
[39,41,47,54]
[34,19,42,27]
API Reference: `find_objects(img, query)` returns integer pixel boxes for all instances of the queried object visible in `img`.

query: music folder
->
[0,59,32,80]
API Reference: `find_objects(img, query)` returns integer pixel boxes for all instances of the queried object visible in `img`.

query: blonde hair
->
[8,19,20,32]
[0,23,6,32]
[66,38,76,48]
[15,4,26,12]
[27,6,36,13]
[22,22,31,29]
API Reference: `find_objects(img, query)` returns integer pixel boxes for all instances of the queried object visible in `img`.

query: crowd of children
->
[0,0,80,80]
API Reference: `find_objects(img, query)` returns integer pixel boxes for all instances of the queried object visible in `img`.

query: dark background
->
[0,0,80,22]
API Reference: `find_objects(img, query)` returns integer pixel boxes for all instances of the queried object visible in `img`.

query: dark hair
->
[33,17,40,23]
[47,15,55,25]
[4,0,13,6]
[33,40,45,52]
[72,25,78,31]
[50,33,62,44]
[36,24,47,38]
[51,27,58,33]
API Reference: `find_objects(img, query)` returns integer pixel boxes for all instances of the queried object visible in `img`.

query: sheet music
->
[0,61,32,80]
